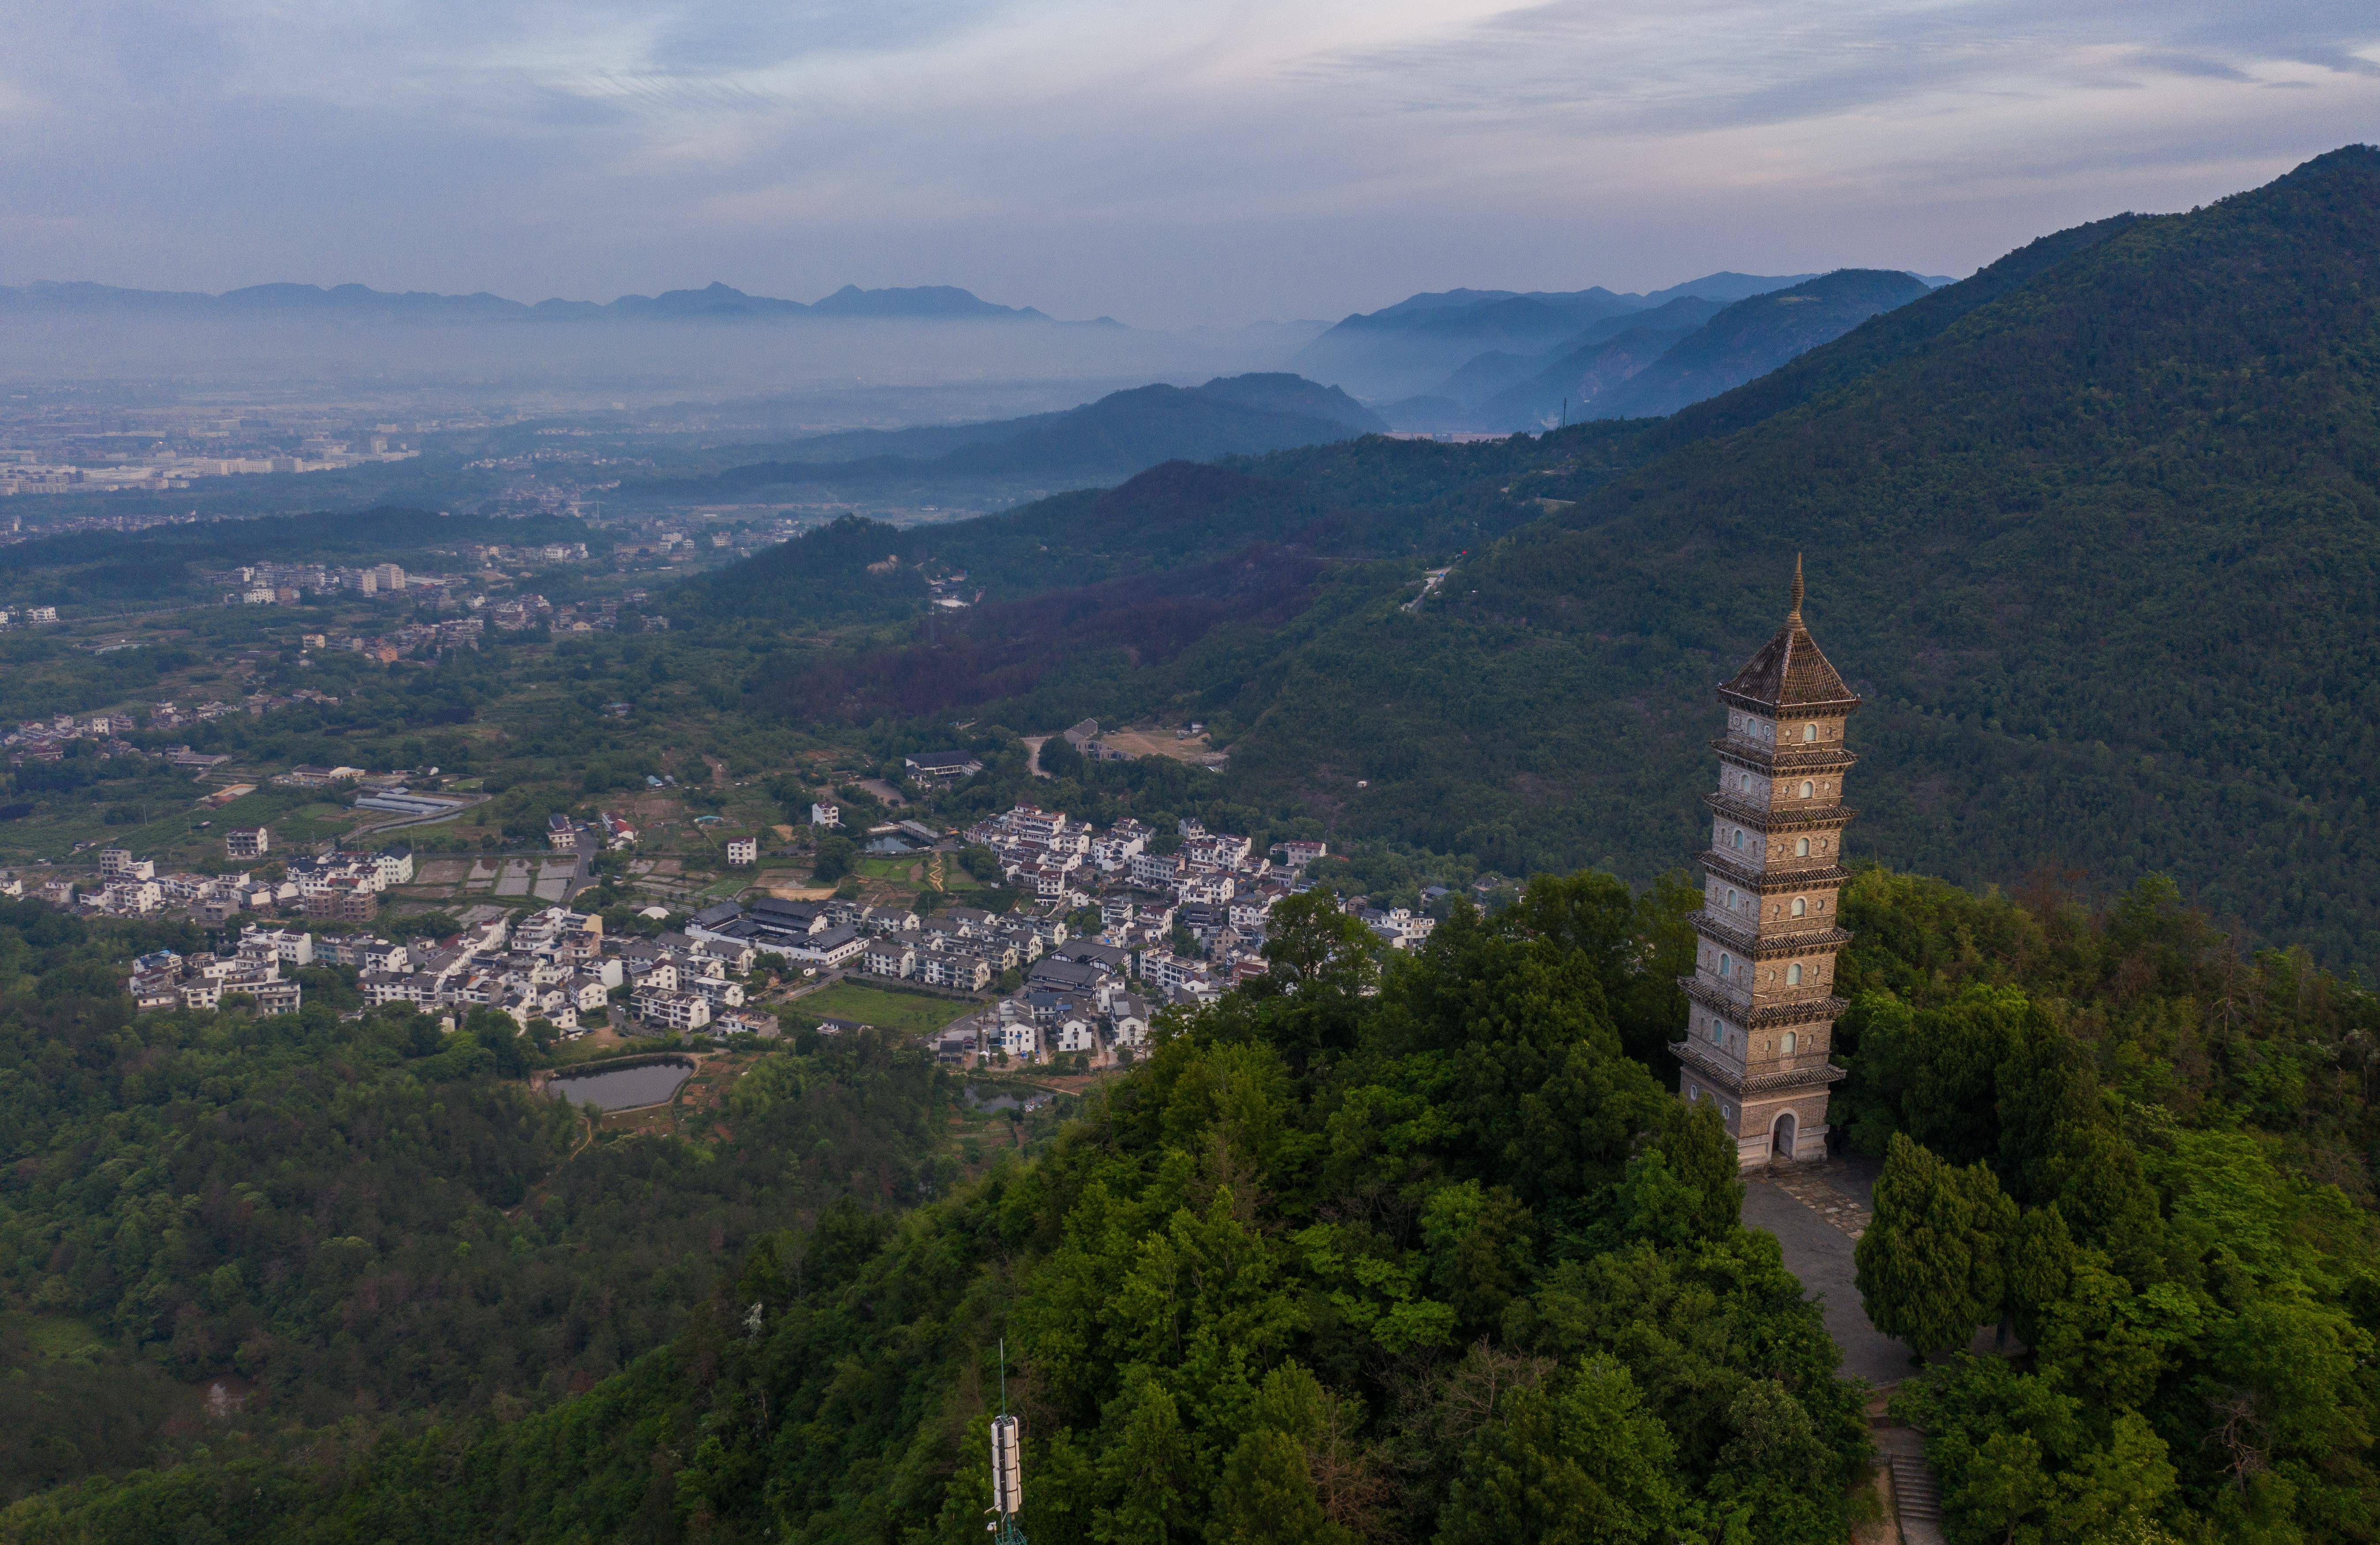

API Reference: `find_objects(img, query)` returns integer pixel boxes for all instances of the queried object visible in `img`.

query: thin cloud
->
[0,0,2373,326]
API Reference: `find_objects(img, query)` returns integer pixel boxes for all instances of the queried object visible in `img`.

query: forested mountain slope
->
[8,867,2372,1544]
[673,433,1563,631]
[1223,145,2380,972]
[1579,269,1934,420]
[630,375,1386,502]
[0,901,948,1509]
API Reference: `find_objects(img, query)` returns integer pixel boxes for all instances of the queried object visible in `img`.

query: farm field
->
[795,981,977,1037]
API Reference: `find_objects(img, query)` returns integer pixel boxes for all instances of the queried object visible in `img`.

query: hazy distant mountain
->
[1582,269,1935,420]
[1291,273,1819,398]
[1402,294,1732,425]
[1394,271,1935,429]
[641,373,1387,498]
[1477,321,1709,426]
[0,278,1066,324]
[808,284,1048,320]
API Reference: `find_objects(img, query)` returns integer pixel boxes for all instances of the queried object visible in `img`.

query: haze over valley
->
[2,4,2377,1542]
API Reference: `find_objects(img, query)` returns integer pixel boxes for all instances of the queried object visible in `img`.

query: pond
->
[547,1058,695,1111]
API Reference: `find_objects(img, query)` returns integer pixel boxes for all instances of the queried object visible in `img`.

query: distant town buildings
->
[903,750,984,784]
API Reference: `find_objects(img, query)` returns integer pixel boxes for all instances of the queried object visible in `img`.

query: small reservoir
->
[547,1058,694,1112]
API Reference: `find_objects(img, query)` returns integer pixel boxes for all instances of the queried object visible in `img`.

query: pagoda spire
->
[1789,553,1803,625]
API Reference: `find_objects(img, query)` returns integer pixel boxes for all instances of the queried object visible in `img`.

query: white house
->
[862,937,918,979]
[240,926,315,965]
[766,924,866,971]
[809,802,841,829]
[634,989,712,1033]
[1109,998,1152,1049]
[726,836,757,866]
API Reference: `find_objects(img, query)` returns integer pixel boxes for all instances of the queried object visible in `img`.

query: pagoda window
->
[1803,723,1816,742]
[1718,953,1732,978]
[1783,1031,1798,1054]
[1791,897,1807,918]
[1800,780,1815,798]
[1796,837,1810,857]
[1787,963,1803,984]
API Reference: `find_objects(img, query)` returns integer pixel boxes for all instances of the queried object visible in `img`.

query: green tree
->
[1437,1359,1685,1545]
[813,832,857,882]
[1855,1133,2018,1357]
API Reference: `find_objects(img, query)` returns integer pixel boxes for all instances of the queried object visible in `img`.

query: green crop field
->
[793,981,974,1037]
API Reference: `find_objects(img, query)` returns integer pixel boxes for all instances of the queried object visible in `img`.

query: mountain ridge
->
[1224,144,2380,971]
[0,278,1065,323]
[632,373,1389,499]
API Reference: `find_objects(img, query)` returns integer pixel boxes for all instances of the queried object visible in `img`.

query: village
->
[7,779,1462,1076]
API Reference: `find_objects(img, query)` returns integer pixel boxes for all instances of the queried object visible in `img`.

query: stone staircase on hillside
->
[1872,1425,1945,1545]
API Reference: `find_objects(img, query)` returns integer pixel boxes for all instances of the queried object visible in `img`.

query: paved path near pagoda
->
[1739,1154,1911,1388]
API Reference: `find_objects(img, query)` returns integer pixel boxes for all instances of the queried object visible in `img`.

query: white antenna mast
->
[987,1338,1026,1542]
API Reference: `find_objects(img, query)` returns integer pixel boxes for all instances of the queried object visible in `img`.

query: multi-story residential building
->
[634,989,712,1033]
[304,887,378,923]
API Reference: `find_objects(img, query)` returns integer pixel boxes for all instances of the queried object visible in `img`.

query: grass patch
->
[2,1311,107,1358]
[795,982,975,1037]
[853,853,924,881]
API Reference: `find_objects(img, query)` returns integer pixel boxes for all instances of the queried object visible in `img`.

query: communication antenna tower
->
[987,1339,1027,1543]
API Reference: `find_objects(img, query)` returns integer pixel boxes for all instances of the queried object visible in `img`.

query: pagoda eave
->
[1712,739,1859,774]
[1679,977,1848,1028]
[1689,915,1853,958]
[1701,793,1858,833]
[1672,1036,1849,1094]
[1717,686,1862,718]
[1698,854,1851,891]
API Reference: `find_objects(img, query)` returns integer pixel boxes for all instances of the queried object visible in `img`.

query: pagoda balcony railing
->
[1690,912,1853,958]
[1712,737,1859,772]
[1702,792,1856,832]
[1699,849,1851,892]
[1680,976,1848,1028]
[1671,1035,1847,1094]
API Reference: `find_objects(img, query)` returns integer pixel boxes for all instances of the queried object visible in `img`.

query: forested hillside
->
[7,865,2372,1544]
[674,147,2380,974]
[1578,269,1932,420]
[0,510,597,606]
[626,375,1387,503]
[674,435,1562,632]
[1834,870,2379,1544]
[0,900,948,1508]
[1218,145,2380,972]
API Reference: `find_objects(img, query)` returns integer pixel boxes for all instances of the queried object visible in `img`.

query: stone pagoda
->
[1677,557,1860,1167]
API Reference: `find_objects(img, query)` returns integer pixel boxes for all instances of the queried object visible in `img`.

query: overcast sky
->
[2,0,2376,328]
